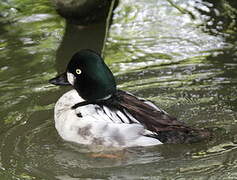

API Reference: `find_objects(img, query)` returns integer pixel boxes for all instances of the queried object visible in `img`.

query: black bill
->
[49,72,70,86]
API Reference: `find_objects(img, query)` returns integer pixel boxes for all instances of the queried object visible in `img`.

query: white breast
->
[54,89,162,147]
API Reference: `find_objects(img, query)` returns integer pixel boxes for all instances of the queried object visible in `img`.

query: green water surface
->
[0,0,237,179]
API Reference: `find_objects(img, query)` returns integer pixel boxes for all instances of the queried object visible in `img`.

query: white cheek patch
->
[67,72,76,85]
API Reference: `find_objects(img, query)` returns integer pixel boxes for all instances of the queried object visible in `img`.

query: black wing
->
[101,90,210,143]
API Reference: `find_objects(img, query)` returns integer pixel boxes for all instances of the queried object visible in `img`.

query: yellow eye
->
[76,69,82,75]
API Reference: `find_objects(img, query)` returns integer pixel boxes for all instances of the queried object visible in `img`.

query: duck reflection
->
[53,0,119,73]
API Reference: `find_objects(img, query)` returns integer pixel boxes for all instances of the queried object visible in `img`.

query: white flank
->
[54,90,162,147]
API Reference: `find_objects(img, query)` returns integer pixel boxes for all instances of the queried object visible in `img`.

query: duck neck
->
[71,92,113,109]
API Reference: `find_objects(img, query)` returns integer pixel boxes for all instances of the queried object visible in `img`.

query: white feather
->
[54,90,162,147]
[67,72,75,85]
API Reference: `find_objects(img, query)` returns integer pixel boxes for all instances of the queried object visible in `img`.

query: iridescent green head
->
[50,49,116,101]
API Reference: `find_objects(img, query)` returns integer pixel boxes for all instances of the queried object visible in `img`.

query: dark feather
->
[72,90,211,143]
[99,90,210,144]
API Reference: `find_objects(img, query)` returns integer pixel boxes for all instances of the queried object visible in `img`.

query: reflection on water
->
[0,0,237,179]
[55,22,107,73]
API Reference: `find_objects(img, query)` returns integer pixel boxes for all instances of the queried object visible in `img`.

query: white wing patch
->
[54,90,162,147]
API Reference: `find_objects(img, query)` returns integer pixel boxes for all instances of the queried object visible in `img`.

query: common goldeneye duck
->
[49,49,210,147]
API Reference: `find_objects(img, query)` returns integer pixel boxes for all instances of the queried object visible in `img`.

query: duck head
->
[49,49,116,101]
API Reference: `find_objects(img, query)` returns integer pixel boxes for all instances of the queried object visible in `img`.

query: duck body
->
[55,89,162,147]
[50,49,210,148]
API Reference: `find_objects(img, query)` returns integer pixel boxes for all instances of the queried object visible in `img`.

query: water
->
[0,0,237,179]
